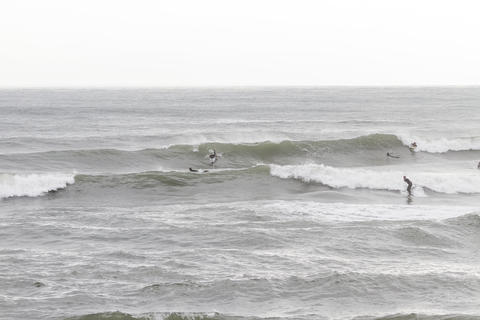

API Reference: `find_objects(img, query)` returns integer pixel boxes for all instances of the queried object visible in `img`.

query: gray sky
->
[1,0,479,86]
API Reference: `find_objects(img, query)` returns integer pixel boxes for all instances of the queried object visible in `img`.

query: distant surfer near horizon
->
[409,142,417,152]
[403,176,413,196]
[189,168,208,173]
[387,152,400,158]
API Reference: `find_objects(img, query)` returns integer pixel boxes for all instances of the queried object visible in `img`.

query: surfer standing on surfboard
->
[207,149,218,167]
[409,142,417,152]
[190,149,220,172]
[403,176,413,196]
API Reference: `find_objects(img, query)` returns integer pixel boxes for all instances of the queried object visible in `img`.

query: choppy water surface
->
[1,88,480,320]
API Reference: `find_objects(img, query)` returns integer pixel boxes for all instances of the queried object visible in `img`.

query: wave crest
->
[0,173,75,199]
[269,164,480,194]
[396,134,480,153]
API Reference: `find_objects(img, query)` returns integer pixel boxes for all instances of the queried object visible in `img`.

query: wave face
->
[0,134,441,173]
[0,172,74,199]
[2,162,479,200]
[269,164,480,194]
[4,133,480,178]
[3,133,480,177]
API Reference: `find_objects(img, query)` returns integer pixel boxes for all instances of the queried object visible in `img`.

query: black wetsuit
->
[404,177,413,195]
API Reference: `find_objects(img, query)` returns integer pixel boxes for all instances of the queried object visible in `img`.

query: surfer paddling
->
[387,152,400,158]
[403,176,413,196]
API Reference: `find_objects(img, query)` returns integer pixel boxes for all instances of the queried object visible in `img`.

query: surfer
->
[387,152,400,158]
[189,168,208,173]
[403,176,413,196]
[207,149,218,166]
[478,161,480,169]
[409,142,417,152]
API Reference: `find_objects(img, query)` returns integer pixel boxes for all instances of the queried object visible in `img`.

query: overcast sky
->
[1,0,479,87]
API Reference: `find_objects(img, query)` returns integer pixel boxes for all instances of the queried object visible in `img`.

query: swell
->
[122,273,480,320]
[137,272,480,294]
[1,133,405,161]
[445,213,480,229]
[133,273,480,319]
[4,162,480,199]
[0,134,416,173]
[3,132,480,162]
[74,166,270,187]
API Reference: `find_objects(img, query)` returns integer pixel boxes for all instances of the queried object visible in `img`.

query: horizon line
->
[1,84,480,90]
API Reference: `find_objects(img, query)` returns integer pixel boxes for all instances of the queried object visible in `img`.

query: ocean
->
[1,87,480,320]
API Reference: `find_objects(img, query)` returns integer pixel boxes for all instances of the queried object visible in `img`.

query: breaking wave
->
[396,134,480,153]
[4,163,479,198]
[0,172,75,199]
[269,164,480,194]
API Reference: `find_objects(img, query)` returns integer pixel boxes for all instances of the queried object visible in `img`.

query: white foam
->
[396,133,480,153]
[0,173,75,199]
[251,201,477,222]
[269,164,480,194]
[136,200,478,222]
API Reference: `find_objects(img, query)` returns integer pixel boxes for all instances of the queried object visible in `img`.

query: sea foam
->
[269,164,480,194]
[396,133,480,153]
[0,173,75,199]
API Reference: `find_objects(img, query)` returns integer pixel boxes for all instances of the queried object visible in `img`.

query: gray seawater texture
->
[1,88,480,320]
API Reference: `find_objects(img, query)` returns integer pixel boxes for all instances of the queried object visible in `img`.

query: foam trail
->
[0,173,75,199]
[269,164,480,194]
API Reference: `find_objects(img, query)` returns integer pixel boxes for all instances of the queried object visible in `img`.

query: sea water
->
[1,87,480,320]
